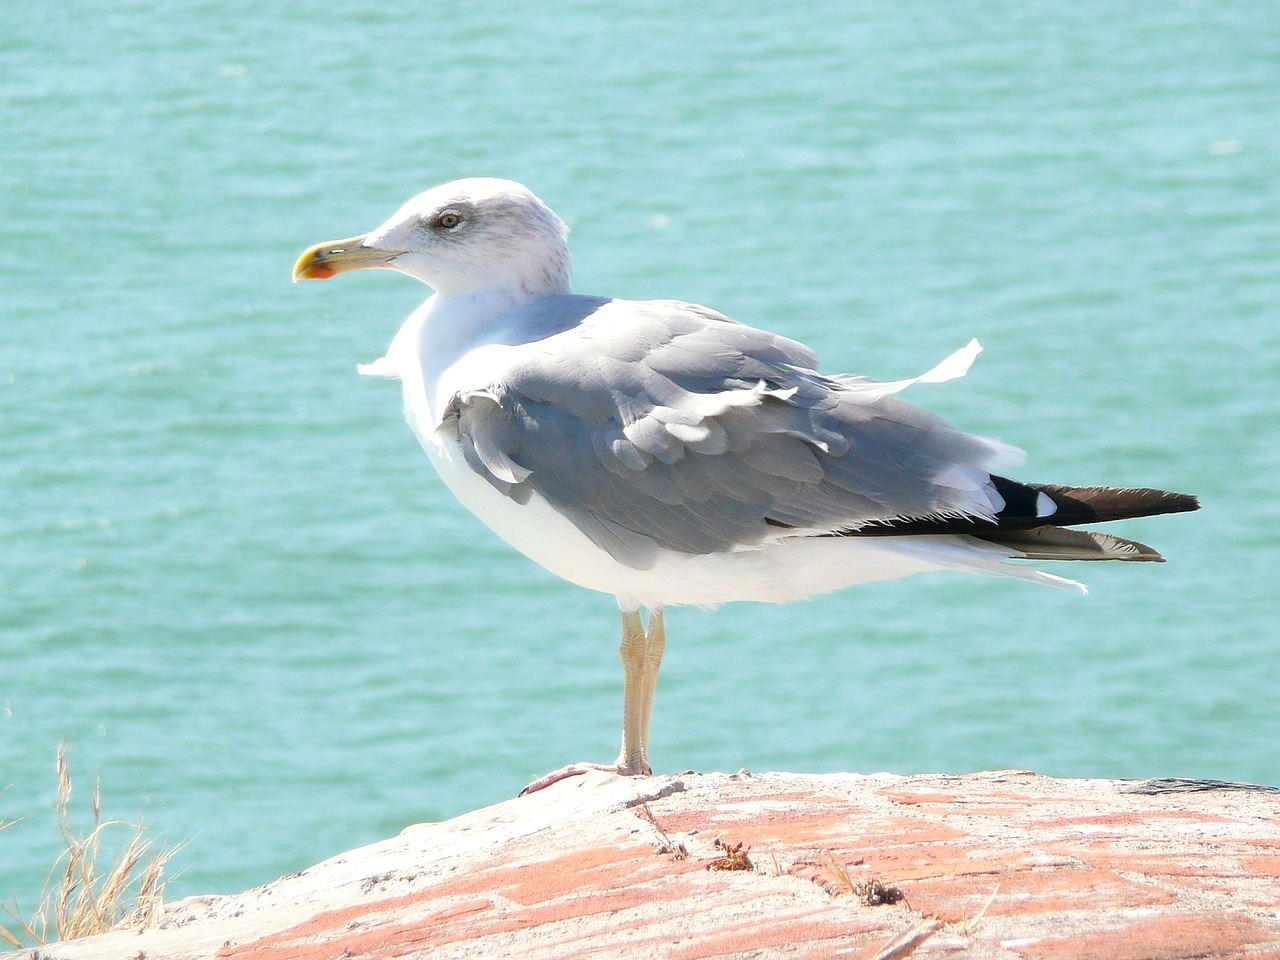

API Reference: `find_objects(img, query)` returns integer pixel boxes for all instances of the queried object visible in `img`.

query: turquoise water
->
[3,1,1277,906]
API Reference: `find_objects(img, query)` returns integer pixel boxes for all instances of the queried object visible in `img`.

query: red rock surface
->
[20,770,1280,959]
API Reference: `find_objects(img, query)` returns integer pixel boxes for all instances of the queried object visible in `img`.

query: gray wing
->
[441,296,1017,570]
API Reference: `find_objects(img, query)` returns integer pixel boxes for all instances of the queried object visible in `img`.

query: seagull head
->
[293,178,573,299]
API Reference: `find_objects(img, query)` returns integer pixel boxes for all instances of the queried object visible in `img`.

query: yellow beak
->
[292,234,390,281]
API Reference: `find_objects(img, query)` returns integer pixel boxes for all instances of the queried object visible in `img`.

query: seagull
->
[293,177,1198,792]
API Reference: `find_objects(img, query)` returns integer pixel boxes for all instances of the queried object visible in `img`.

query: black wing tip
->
[841,482,1199,539]
[1038,485,1201,523]
[1087,485,1200,512]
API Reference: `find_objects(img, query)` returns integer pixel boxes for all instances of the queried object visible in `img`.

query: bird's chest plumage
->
[392,307,636,600]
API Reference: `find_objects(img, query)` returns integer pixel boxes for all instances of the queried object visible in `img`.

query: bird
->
[293,177,1198,792]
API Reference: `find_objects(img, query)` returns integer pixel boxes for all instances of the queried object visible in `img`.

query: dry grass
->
[1,745,176,948]
[815,852,858,895]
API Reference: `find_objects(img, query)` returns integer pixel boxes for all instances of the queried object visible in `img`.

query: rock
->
[16,770,1280,959]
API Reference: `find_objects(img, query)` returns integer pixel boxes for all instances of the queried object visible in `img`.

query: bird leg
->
[642,609,667,753]
[520,607,666,795]
[616,607,665,775]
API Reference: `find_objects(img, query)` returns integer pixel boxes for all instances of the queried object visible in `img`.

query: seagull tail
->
[848,481,1199,563]
[970,482,1200,563]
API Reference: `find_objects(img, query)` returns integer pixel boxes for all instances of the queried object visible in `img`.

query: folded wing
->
[439,297,1026,570]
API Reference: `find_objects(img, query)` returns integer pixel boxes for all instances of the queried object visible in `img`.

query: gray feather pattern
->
[439,295,1015,570]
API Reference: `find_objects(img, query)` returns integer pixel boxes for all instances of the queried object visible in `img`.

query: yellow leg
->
[615,609,649,774]
[521,606,666,794]
[615,607,666,776]
[638,607,665,759]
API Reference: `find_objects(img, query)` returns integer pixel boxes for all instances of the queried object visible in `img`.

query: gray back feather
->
[440,296,1014,569]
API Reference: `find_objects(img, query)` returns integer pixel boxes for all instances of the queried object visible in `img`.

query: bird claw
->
[519,760,651,796]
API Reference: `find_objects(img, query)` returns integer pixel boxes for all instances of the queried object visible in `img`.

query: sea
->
[2,0,1277,908]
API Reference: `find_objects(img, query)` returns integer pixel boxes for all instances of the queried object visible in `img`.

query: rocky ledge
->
[16,770,1280,959]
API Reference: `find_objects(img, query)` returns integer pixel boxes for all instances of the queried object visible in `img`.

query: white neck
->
[424,285,528,363]
[396,286,531,430]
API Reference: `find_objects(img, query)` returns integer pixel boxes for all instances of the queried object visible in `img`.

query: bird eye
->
[434,211,464,230]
